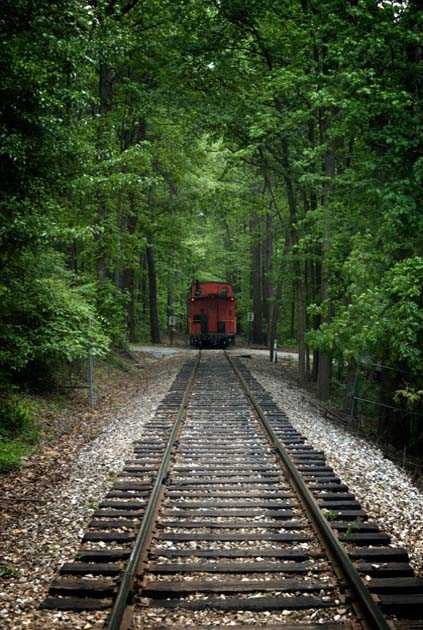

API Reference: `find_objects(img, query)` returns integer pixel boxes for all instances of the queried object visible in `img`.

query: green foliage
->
[0,393,38,472]
[0,250,109,380]
[308,256,423,375]
[38,280,110,362]
[394,388,423,409]
[0,564,19,579]
[0,440,33,473]
[96,281,128,349]
[0,395,36,441]
[322,509,337,521]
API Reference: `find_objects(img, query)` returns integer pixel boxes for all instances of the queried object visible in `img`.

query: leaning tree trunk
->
[146,243,160,344]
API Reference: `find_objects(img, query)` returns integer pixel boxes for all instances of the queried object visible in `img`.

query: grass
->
[104,351,134,372]
[0,393,39,473]
[0,564,19,579]
[344,521,360,540]
[0,439,33,473]
[322,509,338,521]
[85,498,100,511]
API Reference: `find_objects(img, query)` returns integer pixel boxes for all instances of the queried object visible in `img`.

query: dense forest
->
[1,1,423,463]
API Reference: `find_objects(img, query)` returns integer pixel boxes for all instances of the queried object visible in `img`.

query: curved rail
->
[225,351,390,630]
[106,351,201,630]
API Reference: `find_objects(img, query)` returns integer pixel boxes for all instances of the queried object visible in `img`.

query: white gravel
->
[0,355,189,629]
[246,357,423,575]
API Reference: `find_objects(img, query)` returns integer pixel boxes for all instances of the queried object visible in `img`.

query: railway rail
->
[42,351,423,628]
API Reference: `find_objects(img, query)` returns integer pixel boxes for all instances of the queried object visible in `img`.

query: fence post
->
[273,339,278,364]
[88,350,96,408]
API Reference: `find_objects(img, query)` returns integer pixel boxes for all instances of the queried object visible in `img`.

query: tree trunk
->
[316,118,334,401]
[306,345,310,378]
[317,353,331,400]
[96,61,115,282]
[262,210,273,336]
[311,259,322,382]
[296,266,306,380]
[140,253,148,321]
[304,258,312,380]
[312,350,319,382]
[268,275,283,361]
[290,289,295,339]
[167,280,174,344]
[250,210,265,344]
[146,243,160,343]
[268,229,292,360]
[279,136,307,376]
[120,268,138,341]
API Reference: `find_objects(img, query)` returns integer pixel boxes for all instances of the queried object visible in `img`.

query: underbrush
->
[0,440,32,473]
[104,351,135,373]
[0,394,39,473]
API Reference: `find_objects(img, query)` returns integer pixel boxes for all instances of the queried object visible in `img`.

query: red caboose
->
[188,280,237,348]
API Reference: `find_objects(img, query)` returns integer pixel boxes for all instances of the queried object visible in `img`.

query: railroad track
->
[42,351,423,628]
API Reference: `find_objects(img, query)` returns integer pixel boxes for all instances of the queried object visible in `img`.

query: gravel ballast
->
[0,353,190,629]
[3,350,423,628]
[245,356,423,575]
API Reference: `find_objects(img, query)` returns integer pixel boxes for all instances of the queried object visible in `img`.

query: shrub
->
[0,563,19,578]
[0,249,110,387]
[0,440,31,473]
[0,395,38,473]
[0,395,36,441]
[96,280,128,350]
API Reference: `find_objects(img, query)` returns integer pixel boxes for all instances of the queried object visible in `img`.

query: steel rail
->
[106,351,201,630]
[225,351,391,630]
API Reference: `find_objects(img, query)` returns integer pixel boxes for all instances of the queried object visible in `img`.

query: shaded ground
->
[0,351,191,629]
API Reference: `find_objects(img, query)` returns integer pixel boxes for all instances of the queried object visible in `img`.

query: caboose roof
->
[191,280,230,286]
[189,280,234,300]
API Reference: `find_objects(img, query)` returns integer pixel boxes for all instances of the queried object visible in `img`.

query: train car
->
[188,280,237,348]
